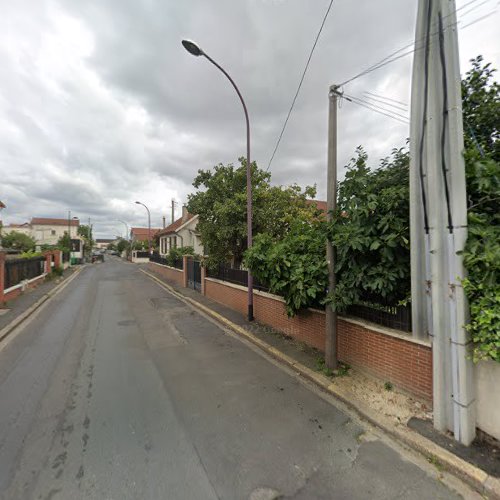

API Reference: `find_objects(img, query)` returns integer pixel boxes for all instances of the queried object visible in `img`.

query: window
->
[51,230,56,235]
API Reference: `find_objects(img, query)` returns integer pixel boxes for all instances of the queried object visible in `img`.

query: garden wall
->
[205,277,432,402]
[147,261,184,287]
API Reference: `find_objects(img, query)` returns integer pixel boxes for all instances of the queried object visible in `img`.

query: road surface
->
[0,259,467,499]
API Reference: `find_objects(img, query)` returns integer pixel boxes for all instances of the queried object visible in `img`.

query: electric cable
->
[361,94,408,113]
[437,12,454,232]
[342,93,409,124]
[364,91,408,107]
[418,0,433,234]
[266,0,335,171]
[338,0,496,87]
[344,93,409,121]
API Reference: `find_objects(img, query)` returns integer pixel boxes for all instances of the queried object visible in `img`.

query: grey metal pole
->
[410,0,475,445]
[135,201,151,252]
[201,52,253,321]
[325,85,339,371]
[182,41,254,321]
[67,210,72,267]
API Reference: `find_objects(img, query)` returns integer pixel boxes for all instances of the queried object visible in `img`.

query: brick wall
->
[147,262,184,287]
[205,278,432,402]
[2,274,46,302]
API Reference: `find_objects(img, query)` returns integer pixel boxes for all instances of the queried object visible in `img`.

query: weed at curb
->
[384,381,393,391]
[315,358,351,378]
[427,455,444,472]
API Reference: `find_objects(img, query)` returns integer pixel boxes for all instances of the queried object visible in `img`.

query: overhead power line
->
[338,0,497,87]
[266,0,335,171]
[361,93,408,112]
[343,93,409,124]
[364,91,408,107]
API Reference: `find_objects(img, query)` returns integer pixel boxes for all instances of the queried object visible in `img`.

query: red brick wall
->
[2,274,46,303]
[205,278,432,401]
[147,262,184,287]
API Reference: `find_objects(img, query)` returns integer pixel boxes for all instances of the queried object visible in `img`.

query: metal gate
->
[187,259,202,291]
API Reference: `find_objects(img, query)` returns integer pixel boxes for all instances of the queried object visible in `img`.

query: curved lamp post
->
[115,219,130,242]
[181,39,254,321]
[135,201,151,252]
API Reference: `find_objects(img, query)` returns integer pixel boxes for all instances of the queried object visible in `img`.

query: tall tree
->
[461,55,500,164]
[1,231,36,252]
[187,158,317,266]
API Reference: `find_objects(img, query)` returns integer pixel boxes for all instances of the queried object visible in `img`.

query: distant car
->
[91,252,104,263]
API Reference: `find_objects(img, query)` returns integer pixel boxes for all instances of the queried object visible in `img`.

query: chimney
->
[182,205,188,223]
[162,216,166,228]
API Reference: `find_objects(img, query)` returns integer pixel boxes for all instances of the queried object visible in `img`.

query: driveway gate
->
[187,259,202,291]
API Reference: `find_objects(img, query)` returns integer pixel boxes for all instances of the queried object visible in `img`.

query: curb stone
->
[141,268,500,499]
[0,267,82,344]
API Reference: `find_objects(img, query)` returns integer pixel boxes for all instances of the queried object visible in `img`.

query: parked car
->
[91,252,104,263]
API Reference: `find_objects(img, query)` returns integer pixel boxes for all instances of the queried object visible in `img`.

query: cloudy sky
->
[0,0,498,238]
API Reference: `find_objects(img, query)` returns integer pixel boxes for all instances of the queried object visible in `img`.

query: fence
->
[207,264,411,331]
[345,302,412,332]
[4,256,46,289]
[150,253,183,270]
[206,264,269,292]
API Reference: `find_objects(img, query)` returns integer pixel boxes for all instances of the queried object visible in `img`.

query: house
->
[130,227,161,246]
[1,222,33,237]
[31,217,80,246]
[1,217,80,246]
[156,206,203,256]
[95,238,118,250]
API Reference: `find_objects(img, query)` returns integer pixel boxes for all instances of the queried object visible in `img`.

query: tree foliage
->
[187,158,317,267]
[245,220,328,316]
[56,232,71,253]
[327,146,411,311]
[461,55,500,164]
[1,231,36,252]
[165,246,195,266]
[77,225,94,256]
[116,238,130,254]
[461,57,500,362]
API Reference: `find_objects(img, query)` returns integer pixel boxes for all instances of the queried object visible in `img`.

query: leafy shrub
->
[165,246,195,266]
[327,146,411,311]
[245,220,328,316]
[51,266,64,277]
[19,250,44,259]
[462,160,500,362]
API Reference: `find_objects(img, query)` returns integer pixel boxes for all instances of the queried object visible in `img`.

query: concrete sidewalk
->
[0,267,78,334]
[141,265,500,499]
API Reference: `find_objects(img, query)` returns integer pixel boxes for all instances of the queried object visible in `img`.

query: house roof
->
[6,222,31,228]
[130,227,161,241]
[96,238,115,243]
[306,200,327,212]
[31,217,80,226]
[156,213,196,238]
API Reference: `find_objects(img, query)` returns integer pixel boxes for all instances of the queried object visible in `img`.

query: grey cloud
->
[1,0,497,238]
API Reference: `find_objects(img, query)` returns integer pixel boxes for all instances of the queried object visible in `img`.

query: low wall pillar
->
[201,265,206,295]
[0,252,5,303]
[182,256,189,288]
[43,251,52,274]
[53,250,61,269]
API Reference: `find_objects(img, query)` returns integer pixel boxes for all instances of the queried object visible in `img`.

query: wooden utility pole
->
[325,84,340,370]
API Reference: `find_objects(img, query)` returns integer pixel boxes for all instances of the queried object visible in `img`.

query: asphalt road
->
[0,258,467,499]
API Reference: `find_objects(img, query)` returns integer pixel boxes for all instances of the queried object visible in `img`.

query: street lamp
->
[135,201,151,252]
[181,39,254,321]
[0,201,6,251]
[115,219,130,242]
